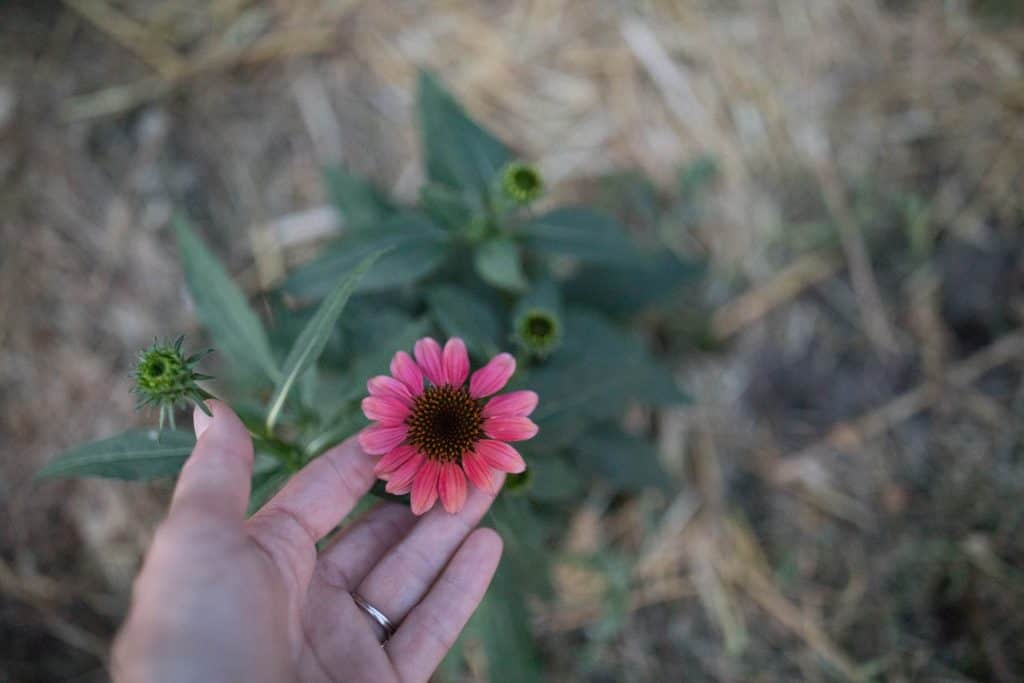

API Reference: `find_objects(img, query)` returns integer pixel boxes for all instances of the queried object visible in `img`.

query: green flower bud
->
[512,279,563,358]
[132,336,213,430]
[514,308,562,358]
[501,162,544,204]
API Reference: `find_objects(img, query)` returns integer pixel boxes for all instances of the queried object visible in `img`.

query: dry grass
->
[2,0,1023,680]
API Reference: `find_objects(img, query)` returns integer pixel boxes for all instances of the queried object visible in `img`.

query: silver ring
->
[351,592,397,643]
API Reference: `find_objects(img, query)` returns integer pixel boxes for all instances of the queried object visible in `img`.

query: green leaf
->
[488,495,555,598]
[570,425,670,492]
[528,409,588,452]
[565,249,704,316]
[473,238,529,292]
[323,166,394,231]
[528,310,689,425]
[302,409,366,458]
[465,566,542,683]
[282,214,449,299]
[526,454,583,502]
[467,496,550,682]
[426,284,502,356]
[419,183,475,231]
[37,429,195,481]
[174,216,279,384]
[594,170,662,228]
[334,317,432,403]
[521,207,640,264]
[417,70,512,197]
[266,250,385,432]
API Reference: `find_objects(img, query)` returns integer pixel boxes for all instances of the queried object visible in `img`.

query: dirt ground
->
[2,1,1023,681]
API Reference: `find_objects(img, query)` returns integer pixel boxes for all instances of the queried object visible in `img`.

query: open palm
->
[112,401,503,683]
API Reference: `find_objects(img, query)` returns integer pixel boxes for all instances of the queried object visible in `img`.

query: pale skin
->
[112,400,504,682]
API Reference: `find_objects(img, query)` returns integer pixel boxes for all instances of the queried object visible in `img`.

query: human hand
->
[112,400,504,682]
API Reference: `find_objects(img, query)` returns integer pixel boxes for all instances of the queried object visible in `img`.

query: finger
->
[353,471,504,625]
[387,528,503,681]
[169,401,253,522]
[246,437,377,587]
[298,504,419,674]
[316,503,418,590]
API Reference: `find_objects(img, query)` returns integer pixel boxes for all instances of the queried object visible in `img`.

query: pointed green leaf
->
[419,183,475,231]
[570,425,670,492]
[266,250,385,431]
[464,566,542,683]
[282,214,449,299]
[417,70,511,196]
[473,238,529,292]
[526,454,583,502]
[528,310,689,426]
[334,316,432,403]
[565,249,704,316]
[521,207,640,264]
[174,215,279,383]
[323,165,394,231]
[426,284,502,357]
[302,409,366,459]
[466,497,549,683]
[37,429,195,481]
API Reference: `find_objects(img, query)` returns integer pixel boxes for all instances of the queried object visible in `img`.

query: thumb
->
[169,400,254,522]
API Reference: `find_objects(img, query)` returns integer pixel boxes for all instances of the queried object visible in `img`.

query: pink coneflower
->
[358,337,538,515]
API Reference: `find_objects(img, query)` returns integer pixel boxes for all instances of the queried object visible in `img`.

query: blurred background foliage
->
[2,1,1024,681]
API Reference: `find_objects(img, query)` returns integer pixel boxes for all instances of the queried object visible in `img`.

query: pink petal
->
[483,416,538,442]
[358,423,408,455]
[390,351,424,396]
[410,459,441,515]
[367,375,413,406]
[461,449,498,494]
[361,396,411,425]
[385,450,425,494]
[469,353,516,398]
[414,337,446,387]
[482,390,539,418]
[374,445,418,478]
[438,462,468,514]
[442,338,470,387]
[474,440,526,473]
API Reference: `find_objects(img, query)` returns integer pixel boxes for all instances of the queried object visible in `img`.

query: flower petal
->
[367,375,413,406]
[361,396,411,425]
[414,337,446,387]
[374,445,418,478]
[461,449,497,494]
[358,423,408,455]
[474,439,526,473]
[483,416,538,442]
[442,338,470,387]
[390,351,424,396]
[469,353,516,398]
[438,462,468,514]
[482,390,538,418]
[410,459,441,515]
[385,450,425,494]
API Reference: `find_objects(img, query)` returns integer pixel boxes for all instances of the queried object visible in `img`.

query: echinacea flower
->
[359,337,539,515]
[132,336,213,430]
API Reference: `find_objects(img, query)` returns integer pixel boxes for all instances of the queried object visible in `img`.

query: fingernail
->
[193,401,215,439]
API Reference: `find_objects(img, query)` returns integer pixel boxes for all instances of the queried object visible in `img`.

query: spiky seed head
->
[131,336,213,430]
